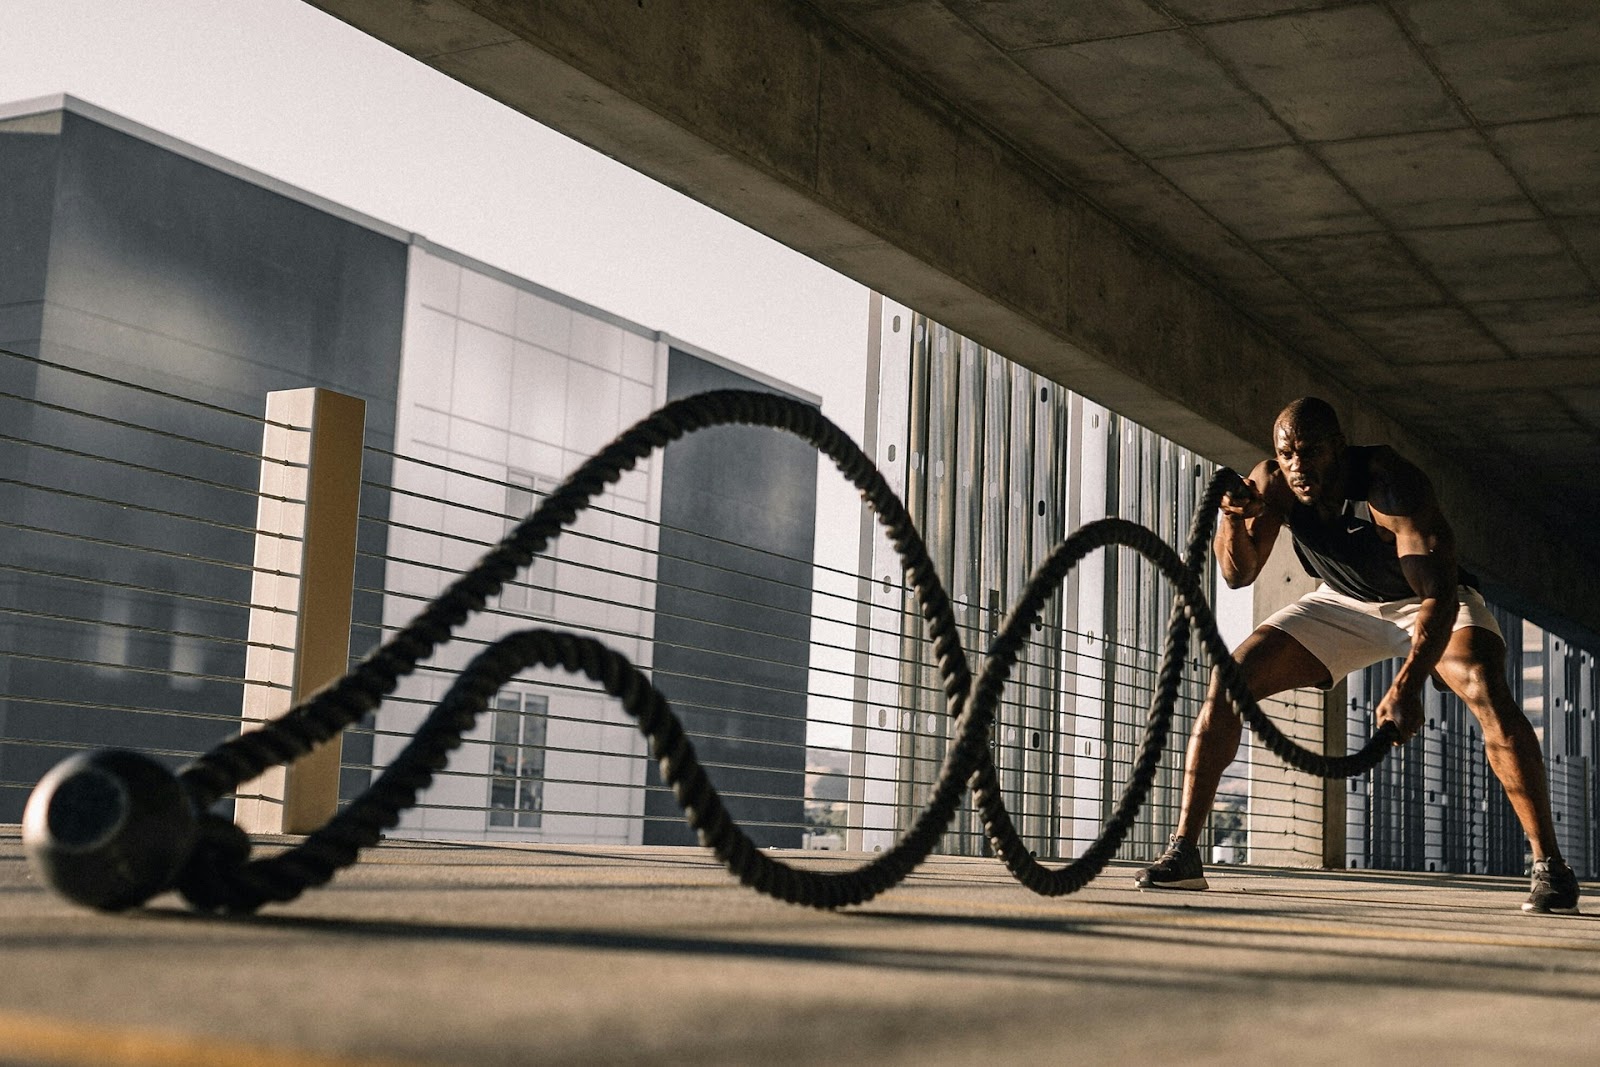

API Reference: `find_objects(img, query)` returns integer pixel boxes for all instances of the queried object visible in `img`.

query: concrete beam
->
[303,0,1600,644]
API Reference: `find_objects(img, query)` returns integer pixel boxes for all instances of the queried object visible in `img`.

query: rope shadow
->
[88,906,1600,1006]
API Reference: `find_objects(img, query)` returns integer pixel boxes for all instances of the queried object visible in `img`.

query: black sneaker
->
[1135,833,1209,891]
[1523,858,1580,915]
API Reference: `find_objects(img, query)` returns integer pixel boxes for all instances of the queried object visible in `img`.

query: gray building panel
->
[45,112,405,407]
[0,109,406,818]
[0,122,63,758]
[0,121,56,323]
[645,348,818,847]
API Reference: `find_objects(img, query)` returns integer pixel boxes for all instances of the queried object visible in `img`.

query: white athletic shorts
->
[1261,583,1501,688]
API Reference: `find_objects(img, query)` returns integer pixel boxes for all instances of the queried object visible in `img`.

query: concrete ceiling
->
[815,0,1600,539]
[305,0,1599,638]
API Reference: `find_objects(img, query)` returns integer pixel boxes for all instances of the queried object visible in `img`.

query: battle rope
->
[23,389,1398,914]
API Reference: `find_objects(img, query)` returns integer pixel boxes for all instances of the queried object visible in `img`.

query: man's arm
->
[1368,447,1461,743]
[1214,459,1289,588]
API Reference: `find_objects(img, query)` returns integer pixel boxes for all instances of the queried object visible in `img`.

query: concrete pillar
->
[235,388,366,835]
[1322,676,1349,869]
[1243,545,1346,868]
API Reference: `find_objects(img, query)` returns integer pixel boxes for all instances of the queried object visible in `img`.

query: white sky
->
[1,0,878,745]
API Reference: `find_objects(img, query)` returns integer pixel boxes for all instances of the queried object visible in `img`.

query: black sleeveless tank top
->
[1287,446,1475,602]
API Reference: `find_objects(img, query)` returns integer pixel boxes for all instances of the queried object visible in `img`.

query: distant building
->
[0,94,816,846]
[384,240,818,846]
[855,295,1226,862]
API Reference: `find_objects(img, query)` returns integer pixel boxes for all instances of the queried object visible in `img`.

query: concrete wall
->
[1242,541,1345,867]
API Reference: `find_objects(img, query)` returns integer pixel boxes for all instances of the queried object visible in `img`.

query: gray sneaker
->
[1135,833,1209,891]
[1523,858,1580,914]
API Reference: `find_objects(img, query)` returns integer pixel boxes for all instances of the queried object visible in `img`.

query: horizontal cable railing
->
[3,347,1222,857]
[16,344,1589,878]
[1,348,285,809]
[2,345,1238,857]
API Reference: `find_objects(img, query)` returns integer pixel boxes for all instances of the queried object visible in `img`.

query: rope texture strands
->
[169,389,1395,913]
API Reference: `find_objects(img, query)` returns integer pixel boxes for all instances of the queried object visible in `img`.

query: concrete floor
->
[3,826,1599,1066]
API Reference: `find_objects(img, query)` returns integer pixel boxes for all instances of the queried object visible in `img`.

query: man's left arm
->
[1370,449,1460,743]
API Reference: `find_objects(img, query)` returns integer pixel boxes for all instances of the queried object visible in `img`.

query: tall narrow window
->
[489,690,549,828]
[500,471,559,616]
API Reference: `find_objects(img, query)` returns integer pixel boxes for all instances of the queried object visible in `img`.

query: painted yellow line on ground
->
[878,892,1600,952]
[0,1009,413,1067]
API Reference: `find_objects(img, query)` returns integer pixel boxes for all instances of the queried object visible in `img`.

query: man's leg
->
[1175,624,1333,840]
[1138,624,1330,889]
[1433,626,1561,860]
[1433,625,1577,914]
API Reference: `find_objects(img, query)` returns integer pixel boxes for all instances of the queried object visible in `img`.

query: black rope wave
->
[161,389,1394,913]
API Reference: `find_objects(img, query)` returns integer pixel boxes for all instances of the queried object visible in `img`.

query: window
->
[499,470,559,616]
[489,690,549,828]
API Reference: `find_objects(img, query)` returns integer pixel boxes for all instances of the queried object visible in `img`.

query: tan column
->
[235,388,366,835]
[1244,548,1344,867]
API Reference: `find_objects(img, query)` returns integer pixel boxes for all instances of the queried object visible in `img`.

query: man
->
[1137,397,1579,914]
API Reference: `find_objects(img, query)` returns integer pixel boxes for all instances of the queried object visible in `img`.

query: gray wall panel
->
[644,348,818,846]
[0,111,407,818]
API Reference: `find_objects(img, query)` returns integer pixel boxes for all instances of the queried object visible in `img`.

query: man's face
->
[1274,422,1343,505]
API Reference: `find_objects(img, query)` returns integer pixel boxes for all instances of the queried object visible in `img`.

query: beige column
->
[235,388,366,835]
[1244,547,1347,867]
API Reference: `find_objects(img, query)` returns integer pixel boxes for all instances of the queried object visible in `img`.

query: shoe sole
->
[1135,876,1209,891]
[1522,902,1580,915]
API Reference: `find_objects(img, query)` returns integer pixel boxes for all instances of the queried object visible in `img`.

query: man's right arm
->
[1214,459,1286,588]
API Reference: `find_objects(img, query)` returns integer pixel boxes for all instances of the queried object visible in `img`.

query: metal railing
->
[1,345,1227,857]
[1347,648,1600,879]
[5,344,1595,879]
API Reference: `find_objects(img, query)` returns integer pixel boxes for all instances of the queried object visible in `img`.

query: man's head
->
[1273,397,1345,505]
